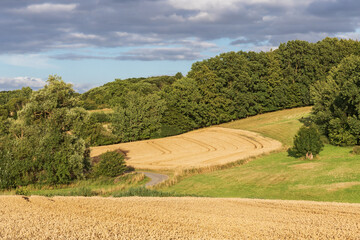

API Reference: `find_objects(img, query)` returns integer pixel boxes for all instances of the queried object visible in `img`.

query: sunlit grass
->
[163,145,360,203]
[221,106,312,146]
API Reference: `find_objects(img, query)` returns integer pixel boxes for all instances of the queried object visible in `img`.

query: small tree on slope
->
[289,124,324,160]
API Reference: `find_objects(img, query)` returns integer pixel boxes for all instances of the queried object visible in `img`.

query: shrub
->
[353,146,360,155]
[15,187,30,196]
[94,151,127,177]
[289,124,324,159]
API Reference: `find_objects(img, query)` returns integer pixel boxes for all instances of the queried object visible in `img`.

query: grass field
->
[1,196,359,239]
[160,106,360,203]
[163,142,360,202]
[221,106,312,146]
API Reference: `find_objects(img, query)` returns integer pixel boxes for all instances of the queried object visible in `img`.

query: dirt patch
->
[90,127,282,170]
[1,196,359,239]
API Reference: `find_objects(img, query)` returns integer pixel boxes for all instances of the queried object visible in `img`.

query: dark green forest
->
[1,37,360,188]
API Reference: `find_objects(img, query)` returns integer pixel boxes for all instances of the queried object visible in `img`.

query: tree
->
[289,125,324,159]
[0,76,90,188]
[93,151,127,177]
[312,55,360,145]
[111,91,166,142]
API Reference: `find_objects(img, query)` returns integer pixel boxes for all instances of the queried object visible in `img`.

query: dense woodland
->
[1,37,360,188]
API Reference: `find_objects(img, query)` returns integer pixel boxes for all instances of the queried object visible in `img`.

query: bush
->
[289,124,324,159]
[94,151,127,177]
[353,146,360,155]
[15,187,30,196]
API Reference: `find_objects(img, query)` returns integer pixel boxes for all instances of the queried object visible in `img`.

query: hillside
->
[162,107,360,203]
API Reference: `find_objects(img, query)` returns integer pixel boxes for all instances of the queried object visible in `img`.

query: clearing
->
[1,196,359,239]
[90,127,282,170]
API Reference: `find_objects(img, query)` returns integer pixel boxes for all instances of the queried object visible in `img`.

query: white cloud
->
[151,14,186,22]
[23,3,77,13]
[0,54,53,68]
[167,0,313,12]
[0,77,46,91]
[188,12,216,22]
[168,0,241,11]
[115,32,162,45]
[250,45,278,52]
[336,32,360,40]
[68,32,104,40]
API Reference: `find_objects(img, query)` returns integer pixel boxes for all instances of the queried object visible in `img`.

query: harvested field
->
[90,127,282,170]
[1,196,360,239]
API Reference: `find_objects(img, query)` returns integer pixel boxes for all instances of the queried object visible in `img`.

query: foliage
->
[89,111,112,123]
[111,92,166,142]
[15,187,31,196]
[80,75,177,110]
[93,151,127,177]
[312,55,360,146]
[75,38,360,144]
[289,124,324,159]
[0,76,90,189]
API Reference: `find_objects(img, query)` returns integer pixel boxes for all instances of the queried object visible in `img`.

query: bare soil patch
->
[1,196,359,239]
[90,127,282,170]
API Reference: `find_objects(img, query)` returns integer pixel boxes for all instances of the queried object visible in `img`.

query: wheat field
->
[1,195,359,239]
[90,127,282,170]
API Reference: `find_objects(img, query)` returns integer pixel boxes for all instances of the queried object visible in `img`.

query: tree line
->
[1,37,360,188]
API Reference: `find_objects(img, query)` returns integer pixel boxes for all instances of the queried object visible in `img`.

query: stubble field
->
[1,195,360,239]
[90,127,282,170]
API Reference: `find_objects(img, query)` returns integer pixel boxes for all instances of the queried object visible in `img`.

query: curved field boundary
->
[90,127,282,170]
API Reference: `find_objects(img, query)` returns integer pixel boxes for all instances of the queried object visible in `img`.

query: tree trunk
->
[306,152,313,160]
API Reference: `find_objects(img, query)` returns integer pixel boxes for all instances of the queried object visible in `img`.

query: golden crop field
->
[90,127,282,170]
[1,196,360,239]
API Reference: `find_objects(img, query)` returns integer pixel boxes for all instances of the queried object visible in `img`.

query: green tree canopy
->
[0,76,90,189]
[111,91,166,142]
[289,124,324,159]
[312,55,360,146]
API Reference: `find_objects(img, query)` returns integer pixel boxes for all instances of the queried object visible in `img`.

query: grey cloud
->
[307,0,360,17]
[0,0,360,57]
[117,48,204,61]
[52,47,204,61]
[0,76,94,93]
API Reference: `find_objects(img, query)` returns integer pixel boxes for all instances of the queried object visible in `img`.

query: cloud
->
[17,3,77,14]
[0,54,53,68]
[0,0,360,58]
[0,77,46,91]
[118,48,204,61]
[51,47,205,61]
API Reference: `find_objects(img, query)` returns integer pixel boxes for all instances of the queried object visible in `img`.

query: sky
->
[1,0,360,92]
